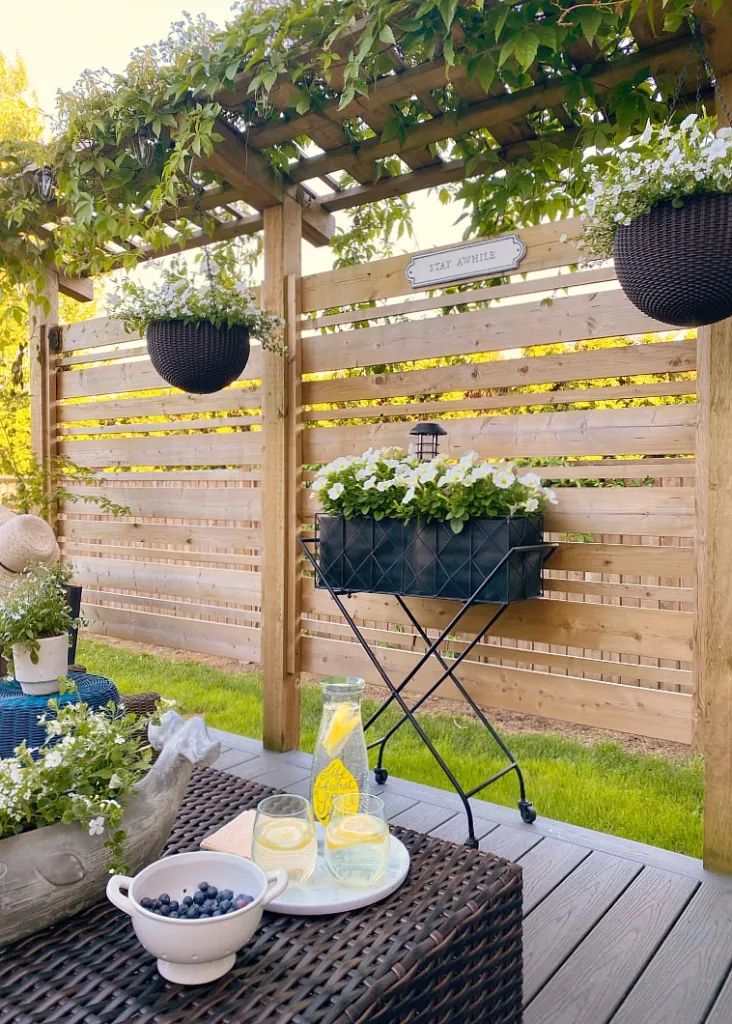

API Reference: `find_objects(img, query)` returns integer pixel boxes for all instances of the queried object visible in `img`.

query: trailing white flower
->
[315,447,557,531]
[88,816,106,837]
[582,114,732,260]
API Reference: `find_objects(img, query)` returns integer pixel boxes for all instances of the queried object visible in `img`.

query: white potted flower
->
[582,114,732,327]
[0,564,81,694]
[108,246,282,395]
[312,447,557,604]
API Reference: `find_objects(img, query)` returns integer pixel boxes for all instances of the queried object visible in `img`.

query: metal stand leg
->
[299,536,556,845]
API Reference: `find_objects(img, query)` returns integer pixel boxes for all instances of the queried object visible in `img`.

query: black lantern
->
[409,422,446,461]
[128,126,157,168]
[34,165,56,202]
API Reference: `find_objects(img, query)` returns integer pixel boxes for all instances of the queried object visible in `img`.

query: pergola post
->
[696,68,732,872]
[261,196,303,751]
[28,270,59,520]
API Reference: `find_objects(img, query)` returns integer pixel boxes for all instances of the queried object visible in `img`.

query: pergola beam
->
[314,128,579,213]
[201,119,335,246]
[58,274,94,303]
[285,38,692,184]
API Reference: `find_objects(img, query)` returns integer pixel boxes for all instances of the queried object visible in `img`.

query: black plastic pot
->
[317,515,544,604]
[146,319,250,394]
[613,193,732,327]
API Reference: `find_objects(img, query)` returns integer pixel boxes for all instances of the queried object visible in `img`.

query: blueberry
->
[153,900,162,911]
[199,912,211,918]
[168,900,179,912]
[140,897,154,910]
[211,909,223,917]
[203,900,216,912]
[226,905,238,914]
[192,890,206,906]
[218,899,231,912]
[182,895,193,907]
[206,886,218,899]
[198,881,209,892]
[219,889,234,902]
[186,906,200,919]
[168,911,179,919]
[158,893,170,904]
[233,899,247,910]
[159,905,170,917]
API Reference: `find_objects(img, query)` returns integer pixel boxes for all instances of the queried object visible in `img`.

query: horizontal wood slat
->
[73,557,260,604]
[302,291,668,374]
[59,350,263,400]
[300,220,584,310]
[83,604,260,661]
[61,485,261,519]
[300,636,692,743]
[302,404,696,463]
[58,387,262,423]
[303,339,696,405]
[302,582,693,661]
[59,431,262,468]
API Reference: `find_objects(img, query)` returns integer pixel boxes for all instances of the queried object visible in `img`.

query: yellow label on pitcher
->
[313,759,359,824]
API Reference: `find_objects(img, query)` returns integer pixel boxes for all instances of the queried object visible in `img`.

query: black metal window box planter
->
[316,514,545,604]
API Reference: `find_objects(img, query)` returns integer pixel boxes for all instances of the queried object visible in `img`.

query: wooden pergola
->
[35,3,732,872]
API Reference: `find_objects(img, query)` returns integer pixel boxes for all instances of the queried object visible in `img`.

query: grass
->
[80,638,705,859]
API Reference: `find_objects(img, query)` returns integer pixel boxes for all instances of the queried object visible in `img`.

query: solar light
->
[128,127,157,169]
[34,165,56,202]
[409,422,447,461]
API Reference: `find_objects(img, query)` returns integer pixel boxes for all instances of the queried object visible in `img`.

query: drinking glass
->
[252,794,317,885]
[324,793,390,888]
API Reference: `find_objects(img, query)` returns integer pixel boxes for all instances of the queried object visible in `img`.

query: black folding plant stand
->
[299,532,558,848]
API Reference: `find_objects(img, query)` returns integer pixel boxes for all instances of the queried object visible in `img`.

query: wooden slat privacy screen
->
[53,219,696,743]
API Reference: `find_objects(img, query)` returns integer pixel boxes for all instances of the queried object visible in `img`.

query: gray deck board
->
[610,883,732,1024]
[524,866,698,1024]
[704,964,732,1024]
[515,836,591,915]
[209,732,732,1023]
[523,851,642,1002]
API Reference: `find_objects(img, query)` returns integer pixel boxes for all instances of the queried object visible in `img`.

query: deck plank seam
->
[522,859,645,1012]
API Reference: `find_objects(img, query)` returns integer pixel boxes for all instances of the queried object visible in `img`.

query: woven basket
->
[614,193,732,327]
[147,319,250,394]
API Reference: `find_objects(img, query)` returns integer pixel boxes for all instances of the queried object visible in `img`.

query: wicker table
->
[0,767,523,1024]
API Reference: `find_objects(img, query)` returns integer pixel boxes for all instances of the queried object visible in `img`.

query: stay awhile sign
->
[405,234,526,289]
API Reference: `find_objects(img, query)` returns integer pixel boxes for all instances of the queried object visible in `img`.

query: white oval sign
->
[405,234,526,289]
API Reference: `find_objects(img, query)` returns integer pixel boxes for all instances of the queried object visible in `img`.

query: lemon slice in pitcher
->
[322,703,361,757]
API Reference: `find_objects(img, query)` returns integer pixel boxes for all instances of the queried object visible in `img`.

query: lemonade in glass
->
[325,794,389,887]
[252,794,317,884]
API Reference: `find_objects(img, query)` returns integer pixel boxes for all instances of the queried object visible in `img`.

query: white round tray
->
[267,830,410,916]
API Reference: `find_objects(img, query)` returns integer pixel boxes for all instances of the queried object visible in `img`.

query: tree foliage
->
[0,0,723,306]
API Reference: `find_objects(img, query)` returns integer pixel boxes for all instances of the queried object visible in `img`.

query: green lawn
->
[80,638,704,859]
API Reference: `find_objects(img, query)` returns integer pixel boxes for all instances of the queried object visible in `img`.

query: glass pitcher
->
[310,677,369,825]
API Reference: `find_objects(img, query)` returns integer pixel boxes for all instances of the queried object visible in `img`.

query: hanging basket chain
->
[668,17,732,127]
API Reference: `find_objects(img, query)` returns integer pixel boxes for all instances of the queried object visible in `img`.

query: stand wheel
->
[519,799,537,824]
[374,767,389,785]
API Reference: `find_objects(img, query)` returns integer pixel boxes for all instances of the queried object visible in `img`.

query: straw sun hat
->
[0,513,60,595]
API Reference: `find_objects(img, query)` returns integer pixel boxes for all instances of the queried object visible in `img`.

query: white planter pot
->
[12,634,69,695]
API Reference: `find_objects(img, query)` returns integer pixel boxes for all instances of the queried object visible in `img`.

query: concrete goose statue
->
[0,711,220,944]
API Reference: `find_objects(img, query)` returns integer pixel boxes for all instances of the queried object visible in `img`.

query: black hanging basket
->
[317,514,545,604]
[613,192,732,328]
[146,319,250,394]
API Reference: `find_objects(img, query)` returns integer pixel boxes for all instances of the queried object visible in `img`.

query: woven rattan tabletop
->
[0,766,523,1024]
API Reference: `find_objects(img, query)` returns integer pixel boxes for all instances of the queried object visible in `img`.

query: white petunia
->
[418,463,438,483]
[492,469,515,490]
[109,773,123,789]
[524,497,539,513]
[544,488,559,505]
[311,476,327,492]
[363,477,377,490]
[376,480,392,492]
[403,487,416,504]
[519,472,542,490]
[327,482,345,500]
[88,816,105,837]
[44,750,63,769]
